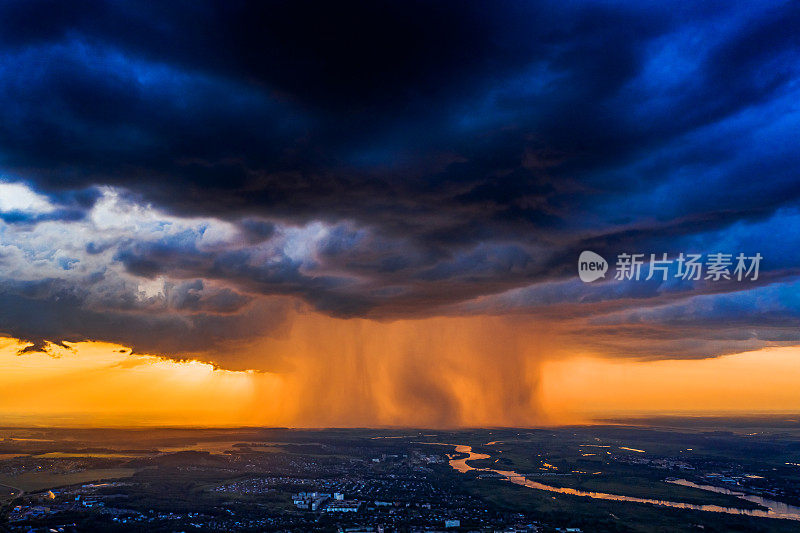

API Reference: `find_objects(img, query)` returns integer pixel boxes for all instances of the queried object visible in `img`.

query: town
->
[1,421,800,532]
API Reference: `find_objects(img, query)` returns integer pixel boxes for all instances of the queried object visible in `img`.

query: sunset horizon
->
[4,335,800,428]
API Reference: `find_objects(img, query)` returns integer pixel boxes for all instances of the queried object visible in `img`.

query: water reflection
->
[443,444,800,521]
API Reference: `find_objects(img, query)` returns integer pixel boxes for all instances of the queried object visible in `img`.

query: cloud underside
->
[0,1,799,365]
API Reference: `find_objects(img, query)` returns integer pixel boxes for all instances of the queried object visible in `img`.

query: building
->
[292,491,332,510]
[324,500,361,512]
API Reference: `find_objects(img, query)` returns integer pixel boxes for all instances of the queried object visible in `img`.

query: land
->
[0,417,799,532]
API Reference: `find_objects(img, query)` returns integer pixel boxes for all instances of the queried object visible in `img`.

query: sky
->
[0,1,799,426]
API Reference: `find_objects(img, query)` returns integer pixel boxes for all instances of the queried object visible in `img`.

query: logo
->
[578,250,608,282]
[577,252,762,282]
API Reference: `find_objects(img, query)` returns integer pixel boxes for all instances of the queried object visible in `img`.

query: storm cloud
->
[0,0,799,363]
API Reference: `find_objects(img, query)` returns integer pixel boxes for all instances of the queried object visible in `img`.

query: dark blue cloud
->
[0,1,798,359]
[1,1,795,233]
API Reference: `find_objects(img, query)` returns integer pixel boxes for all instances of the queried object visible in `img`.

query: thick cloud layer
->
[0,1,798,363]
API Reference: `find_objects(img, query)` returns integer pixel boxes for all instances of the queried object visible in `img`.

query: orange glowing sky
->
[2,314,799,427]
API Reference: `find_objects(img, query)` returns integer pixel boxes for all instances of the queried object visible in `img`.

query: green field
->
[461,475,799,533]
[0,468,137,491]
[467,454,763,509]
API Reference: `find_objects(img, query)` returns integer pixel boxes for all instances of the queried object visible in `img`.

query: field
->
[1,419,800,531]
[0,468,137,492]
[464,476,800,533]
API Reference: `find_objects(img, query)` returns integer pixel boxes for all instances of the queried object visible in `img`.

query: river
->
[442,444,800,521]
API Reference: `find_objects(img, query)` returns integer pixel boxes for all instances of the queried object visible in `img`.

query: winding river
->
[443,444,800,521]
